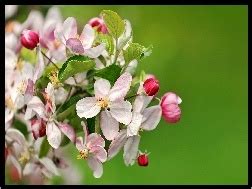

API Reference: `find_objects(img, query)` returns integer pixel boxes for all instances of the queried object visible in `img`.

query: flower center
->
[97,98,109,108]
[6,96,15,110]
[53,39,61,49]
[17,80,26,95]
[48,70,62,88]
[18,151,30,166]
[77,149,89,160]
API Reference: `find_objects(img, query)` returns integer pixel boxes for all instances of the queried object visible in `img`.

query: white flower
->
[76,72,133,140]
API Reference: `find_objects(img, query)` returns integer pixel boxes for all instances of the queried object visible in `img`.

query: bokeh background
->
[5,5,248,184]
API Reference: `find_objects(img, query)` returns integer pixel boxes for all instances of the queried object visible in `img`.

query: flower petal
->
[80,24,95,49]
[110,100,132,125]
[133,95,153,113]
[108,129,127,160]
[100,110,119,140]
[89,145,107,163]
[76,137,85,152]
[6,128,26,146]
[94,78,111,99]
[127,112,143,137]
[83,44,105,58]
[62,17,77,41]
[109,72,132,101]
[141,105,162,131]
[24,79,34,104]
[66,38,84,54]
[23,162,38,176]
[123,135,140,166]
[87,156,103,178]
[39,157,60,176]
[87,133,105,148]
[76,97,101,118]
[46,122,62,149]
[9,155,22,179]
[33,48,45,82]
[25,96,45,120]
[58,123,76,143]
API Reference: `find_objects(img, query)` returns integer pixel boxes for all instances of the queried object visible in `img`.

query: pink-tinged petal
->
[162,103,181,123]
[80,24,95,49]
[161,92,182,106]
[76,137,85,151]
[109,72,132,101]
[127,112,143,137]
[30,118,46,140]
[87,156,103,178]
[58,123,76,143]
[133,95,153,113]
[39,157,60,176]
[94,78,111,99]
[66,38,84,54]
[62,17,77,40]
[123,135,141,166]
[110,100,132,125]
[108,129,127,160]
[46,122,62,149]
[24,96,45,120]
[87,133,105,148]
[33,48,45,83]
[6,128,26,146]
[100,110,119,141]
[83,44,105,58]
[141,105,162,131]
[76,97,101,118]
[89,145,107,163]
[9,155,22,179]
[24,79,34,104]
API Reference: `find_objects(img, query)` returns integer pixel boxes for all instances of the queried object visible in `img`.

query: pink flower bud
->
[20,29,39,50]
[138,153,149,166]
[143,77,160,96]
[31,118,46,140]
[88,17,108,34]
[161,92,182,123]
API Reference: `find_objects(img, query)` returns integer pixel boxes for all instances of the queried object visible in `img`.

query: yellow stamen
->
[97,98,109,109]
[17,80,26,95]
[77,149,89,160]
[48,70,63,88]
[5,21,15,33]
[6,96,15,110]
[18,151,30,166]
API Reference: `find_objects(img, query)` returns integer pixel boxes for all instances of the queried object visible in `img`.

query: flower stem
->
[41,50,59,70]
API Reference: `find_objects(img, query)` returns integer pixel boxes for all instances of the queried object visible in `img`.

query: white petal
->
[80,24,95,49]
[58,123,76,143]
[54,87,68,105]
[94,79,111,99]
[39,157,60,176]
[46,122,62,149]
[76,97,101,118]
[24,96,45,120]
[87,156,103,178]
[108,129,127,160]
[110,100,132,125]
[86,133,105,148]
[23,162,38,176]
[6,128,26,146]
[89,145,107,163]
[141,105,162,131]
[133,95,153,113]
[100,110,119,140]
[33,48,45,82]
[109,72,132,101]
[84,44,105,58]
[5,48,17,71]
[62,17,77,40]
[123,135,140,166]
[125,59,138,75]
[127,112,143,137]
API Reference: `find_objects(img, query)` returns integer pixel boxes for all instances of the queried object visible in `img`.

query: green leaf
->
[87,117,95,134]
[97,33,115,55]
[39,137,51,158]
[57,95,83,114]
[140,45,153,60]
[60,135,71,147]
[13,118,28,138]
[101,10,125,39]
[58,55,95,82]
[123,42,145,64]
[20,47,37,64]
[94,64,121,85]
[69,114,83,133]
[35,75,50,90]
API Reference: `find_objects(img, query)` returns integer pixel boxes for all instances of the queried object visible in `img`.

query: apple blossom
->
[20,29,39,50]
[88,17,108,34]
[143,77,160,96]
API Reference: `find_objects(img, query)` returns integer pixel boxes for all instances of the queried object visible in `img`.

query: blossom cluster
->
[5,6,182,181]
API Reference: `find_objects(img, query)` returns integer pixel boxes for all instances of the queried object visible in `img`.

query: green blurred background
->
[8,5,248,184]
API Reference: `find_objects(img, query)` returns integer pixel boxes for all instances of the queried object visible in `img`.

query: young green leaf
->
[39,137,51,158]
[140,45,153,60]
[58,55,95,82]
[123,43,145,64]
[13,118,28,138]
[94,64,122,85]
[97,33,115,55]
[87,117,95,134]
[101,10,125,39]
